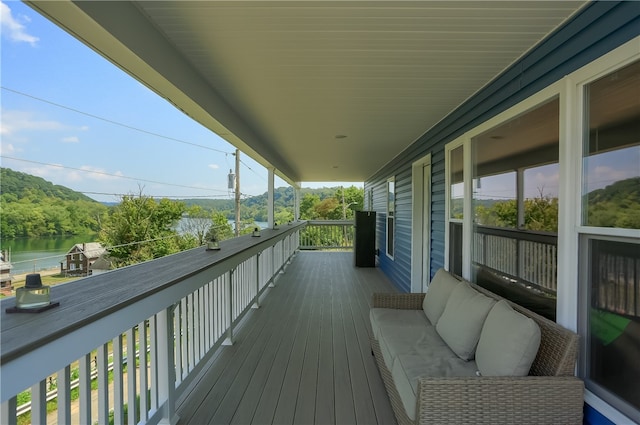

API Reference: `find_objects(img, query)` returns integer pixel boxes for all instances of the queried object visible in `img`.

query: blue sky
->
[1,1,358,203]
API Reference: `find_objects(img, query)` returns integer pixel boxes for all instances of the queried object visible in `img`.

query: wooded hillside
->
[1,168,109,238]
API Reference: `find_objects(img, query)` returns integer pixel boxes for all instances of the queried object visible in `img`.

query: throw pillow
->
[422,269,461,325]
[435,282,496,360]
[475,300,541,376]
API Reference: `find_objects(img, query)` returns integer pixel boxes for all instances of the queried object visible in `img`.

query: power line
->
[1,86,233,155]
[239,159,267,182]
[80,191,235,199]
[1,156,230,194]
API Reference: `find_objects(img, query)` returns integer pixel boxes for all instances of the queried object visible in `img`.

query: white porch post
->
[268,167,275,228]
[294,185,301,221]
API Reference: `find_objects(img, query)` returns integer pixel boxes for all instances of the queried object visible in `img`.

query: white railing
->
[299,220,354,250]
[0,223,303,425]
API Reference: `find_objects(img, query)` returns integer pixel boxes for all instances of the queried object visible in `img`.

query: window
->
[580,60,640,420]
[471,99,560,320]
[582,60,640,229]
[386,177,395,258]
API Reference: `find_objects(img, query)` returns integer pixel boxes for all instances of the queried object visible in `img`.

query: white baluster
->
[57,365,71,424]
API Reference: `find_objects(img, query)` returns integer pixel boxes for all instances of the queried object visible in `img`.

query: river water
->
[2,220,268,275]
[2,234,97,275]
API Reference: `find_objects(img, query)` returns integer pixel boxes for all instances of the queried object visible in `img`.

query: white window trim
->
[570,38,640,424]
[444,139,466,274]
[411,153,431,293]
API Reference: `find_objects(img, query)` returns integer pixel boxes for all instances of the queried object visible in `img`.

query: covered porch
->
[176,250,396,425]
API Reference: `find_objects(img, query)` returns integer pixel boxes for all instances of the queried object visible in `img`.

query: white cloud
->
[15,163,123,186]
[61,136,80,143]
[1,110,66,135]
[78,165,124,182]
[0,2,39,46]
[0,142,16,154]
[208,164,220,170]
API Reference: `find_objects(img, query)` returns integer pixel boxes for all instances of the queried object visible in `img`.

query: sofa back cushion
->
[422,268,461,325]
[475,300,541,376]
[435,282,496,360]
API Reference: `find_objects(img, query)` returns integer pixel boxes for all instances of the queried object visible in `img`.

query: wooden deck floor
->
[176,251,398,425]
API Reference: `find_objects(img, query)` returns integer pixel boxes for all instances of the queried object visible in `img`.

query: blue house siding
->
[364,2,639,423]
[365,1,640,295]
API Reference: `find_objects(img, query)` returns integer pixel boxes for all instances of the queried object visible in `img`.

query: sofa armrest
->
[416,376,584,425]
[372,293,425,309]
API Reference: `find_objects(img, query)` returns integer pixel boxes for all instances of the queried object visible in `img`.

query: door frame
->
[411,154,431,293]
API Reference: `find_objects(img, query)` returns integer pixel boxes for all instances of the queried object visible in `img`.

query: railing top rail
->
[305,219,354,226]
[0,222,306,366]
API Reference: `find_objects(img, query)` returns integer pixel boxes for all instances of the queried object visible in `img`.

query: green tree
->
[299,193,320,219]
[314,198,342,219]
[98,192,190,267]
[205,211,235,241]
[335,186,364,218]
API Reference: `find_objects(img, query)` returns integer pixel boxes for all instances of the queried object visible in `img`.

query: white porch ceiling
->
[27,1,586,185]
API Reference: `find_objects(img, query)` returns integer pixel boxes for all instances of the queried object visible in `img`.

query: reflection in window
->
[471,98,559,320]
[584,239,640,415]
[449,146,464,219]
[524,163,559,232]
[448,146,464,276]
[583,60,640,229]
[386,177,395,258]
[473,172,516,228]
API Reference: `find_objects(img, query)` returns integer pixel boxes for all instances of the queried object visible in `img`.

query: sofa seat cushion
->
[436,282,496,360]
[422,268,461,325]
[378,319,447,370]
[475,300,541,376]
[392,350,478,421]
[371,308,438,368]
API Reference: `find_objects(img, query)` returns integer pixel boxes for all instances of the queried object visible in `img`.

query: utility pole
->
[235,149,241,237]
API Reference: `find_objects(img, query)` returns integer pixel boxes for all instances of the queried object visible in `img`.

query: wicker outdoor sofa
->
[370,269,584,425]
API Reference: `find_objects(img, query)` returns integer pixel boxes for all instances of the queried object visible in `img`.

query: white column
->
[294,185,301,221]
[268,168,275,228]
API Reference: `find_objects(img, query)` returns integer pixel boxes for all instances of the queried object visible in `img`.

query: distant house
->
[0,250,13,294]
[62,243,109,277]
